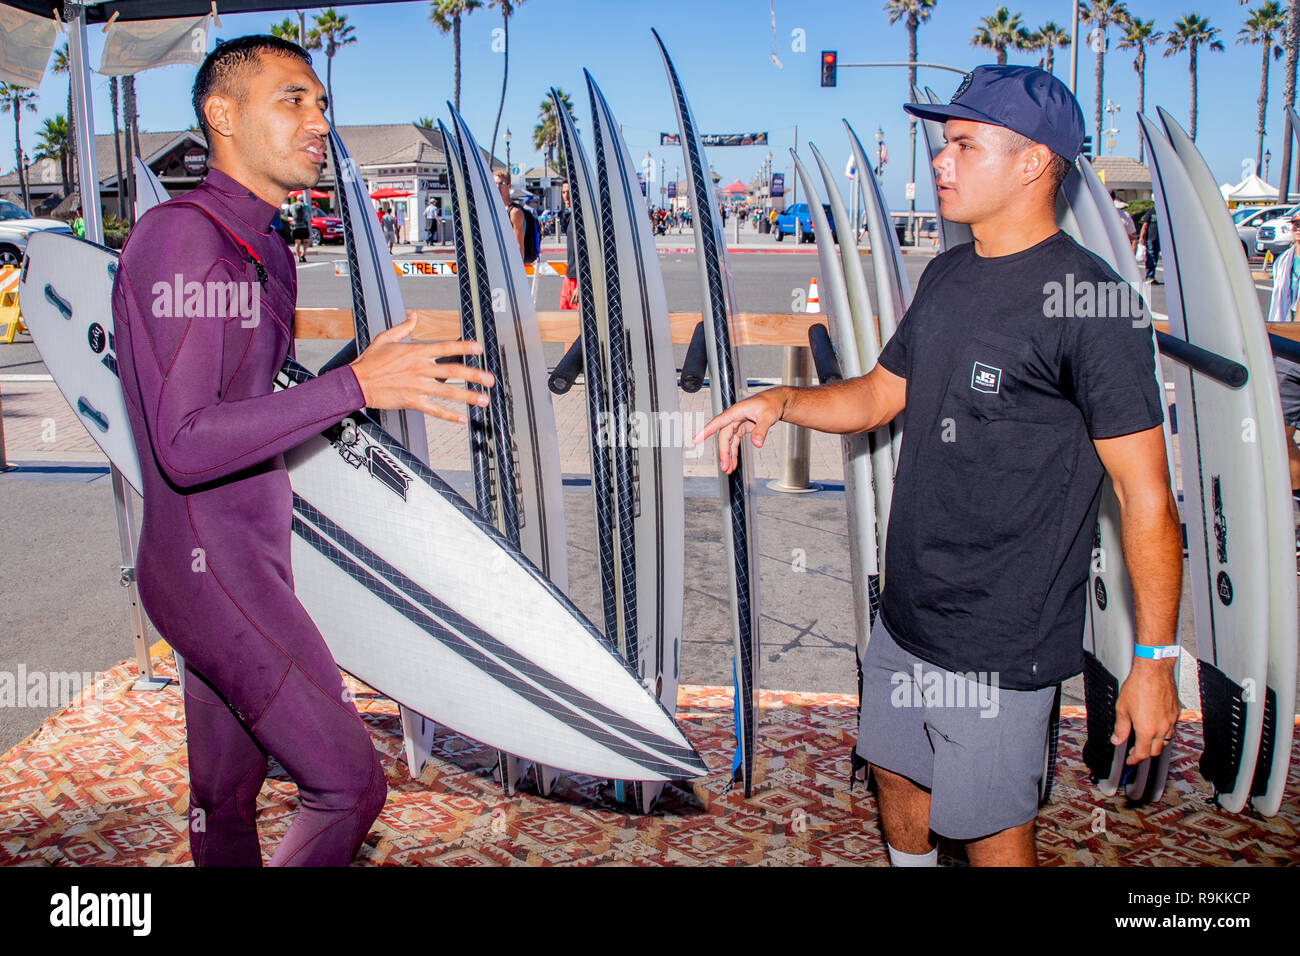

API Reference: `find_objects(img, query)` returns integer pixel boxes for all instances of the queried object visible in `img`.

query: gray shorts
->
[1276,356,1300,429]
[855,614,1058,841]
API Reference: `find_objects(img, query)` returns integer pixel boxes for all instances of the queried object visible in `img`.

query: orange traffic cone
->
[806,277,820,315]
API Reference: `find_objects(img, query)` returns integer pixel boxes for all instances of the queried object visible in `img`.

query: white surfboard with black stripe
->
[442,106,569,795]
[21,230,706,785]
[586,72,687,813]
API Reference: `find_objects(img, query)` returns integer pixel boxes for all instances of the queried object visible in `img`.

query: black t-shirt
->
[876,230,1164,690]
[1141,208,1158,244]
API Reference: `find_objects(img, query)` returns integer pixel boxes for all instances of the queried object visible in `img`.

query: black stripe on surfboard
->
[290,494,704,776]
[448,105,555,574]
[439,124,495,518]
[446,114,523,547]
[654,30,757,792]
[551,92,619,645]
[585,79,643,679]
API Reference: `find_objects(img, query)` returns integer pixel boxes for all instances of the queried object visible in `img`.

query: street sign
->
[905,182,915,200]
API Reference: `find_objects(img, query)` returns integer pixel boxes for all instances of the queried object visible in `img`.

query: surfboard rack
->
[807,324,843,384]
[1154,331,1249,389]
[679,322,707,392]
[1269,331,1300,366]
[549,338,583,395]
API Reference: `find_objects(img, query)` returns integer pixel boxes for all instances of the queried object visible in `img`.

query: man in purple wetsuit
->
[110,35,494,866]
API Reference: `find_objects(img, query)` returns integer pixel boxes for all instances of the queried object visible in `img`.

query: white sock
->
[887,844,938,867]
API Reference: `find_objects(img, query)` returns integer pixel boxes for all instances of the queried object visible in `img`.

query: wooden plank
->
[1153,319,1300,344]
[293,307,835,347]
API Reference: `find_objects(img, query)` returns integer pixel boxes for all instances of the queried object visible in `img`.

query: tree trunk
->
[12,106,29,211]
[453,16,462,112]
[489,10,508,162]
[1046,45,1054,75]
[111,77,124,219]
[124,75,137,226]
[1189,45,1199,142]
[1259,40,1272,175]
[1137,52,1147,165]
[1095,36,1105,151]
[66,82,77,199]
[1279,0,1298,197]
[326,47,336,128]
[997,45,1007,66]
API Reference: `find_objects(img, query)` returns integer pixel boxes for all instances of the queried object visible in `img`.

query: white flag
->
[0,7,56,88]
[99,16,209,77]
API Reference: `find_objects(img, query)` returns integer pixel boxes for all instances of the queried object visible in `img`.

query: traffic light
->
[821,51,837,88]
[1081,135,1094,160]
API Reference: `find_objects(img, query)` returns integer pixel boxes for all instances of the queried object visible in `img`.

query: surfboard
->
[807,142,895,589]
[1138,113,1271,814]
[586,72,688,814]
[442,106,569,796]
[20,230,706,784]
[326,128,439,776]
[1054,159,1179,803]
[655,29,761,796]
[1158,108,1297,817]
[792,148,882,787]
[791,148,880,622]
[913,86,974,252]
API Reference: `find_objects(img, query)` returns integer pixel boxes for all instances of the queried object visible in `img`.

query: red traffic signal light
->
[821,51,837,88]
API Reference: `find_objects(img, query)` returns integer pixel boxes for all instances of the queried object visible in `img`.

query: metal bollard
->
[768,345,819,494]
[0,382,8,472]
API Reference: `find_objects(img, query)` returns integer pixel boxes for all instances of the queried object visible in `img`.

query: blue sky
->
[1,0,1291,211]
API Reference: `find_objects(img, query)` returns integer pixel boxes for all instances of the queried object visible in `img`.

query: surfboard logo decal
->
[971,361,1002,394]
[364,445,409,501]
[1093,577,1108,611]
[1216,571,1234,606]
[87,323,106,354]
[1211,475,1227,564]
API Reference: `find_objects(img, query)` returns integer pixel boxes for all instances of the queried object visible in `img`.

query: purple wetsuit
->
[111,168,386,866]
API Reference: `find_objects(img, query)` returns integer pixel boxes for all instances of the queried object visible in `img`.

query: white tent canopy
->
[1220,172,1280,203]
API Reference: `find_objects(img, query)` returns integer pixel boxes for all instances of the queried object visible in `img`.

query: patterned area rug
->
[1,658,1297,866]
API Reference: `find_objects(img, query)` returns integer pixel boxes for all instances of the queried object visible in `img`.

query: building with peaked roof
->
[1088,155,1151,203]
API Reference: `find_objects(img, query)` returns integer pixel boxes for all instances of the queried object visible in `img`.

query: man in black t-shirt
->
[1138,206,1161,282]
[695,65,1182,866]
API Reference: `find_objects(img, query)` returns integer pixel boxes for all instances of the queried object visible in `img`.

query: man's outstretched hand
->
[692,388,787,473]
[349,315,495,424]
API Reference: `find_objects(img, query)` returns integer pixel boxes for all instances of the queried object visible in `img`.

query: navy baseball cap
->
[904,65,1086,160]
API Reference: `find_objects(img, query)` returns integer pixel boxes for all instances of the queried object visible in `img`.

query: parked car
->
[1233,203,1289,259]
[1254,202,1300,258]
[774,202,835,243]
[0,199,74,266]
[279,201,344,245]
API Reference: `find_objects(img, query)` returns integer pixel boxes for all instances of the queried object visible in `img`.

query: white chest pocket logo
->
[971,362,1002,394]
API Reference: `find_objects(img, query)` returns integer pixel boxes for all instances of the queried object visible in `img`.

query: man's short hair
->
[192,35,313,143]
[998,127,1072,197]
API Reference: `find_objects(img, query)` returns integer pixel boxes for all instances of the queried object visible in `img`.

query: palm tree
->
[971,7,1033,66]
[35,115,69,199]
[487,0,524,165]
[430,0,483,113]
[414,115,436,128]
[1028,21,1071,75]
[123,74,140,225]
[51,42,76,198]
[1239,2,1287,175]
[0,84,37,210]
[313,8,355,128]
[270,15,322,51]
[1164,13,1225,140]
[1080,2,1131,155]
[1117,16,1161,163]
[885,0,935,245]
[533,89,575,174]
